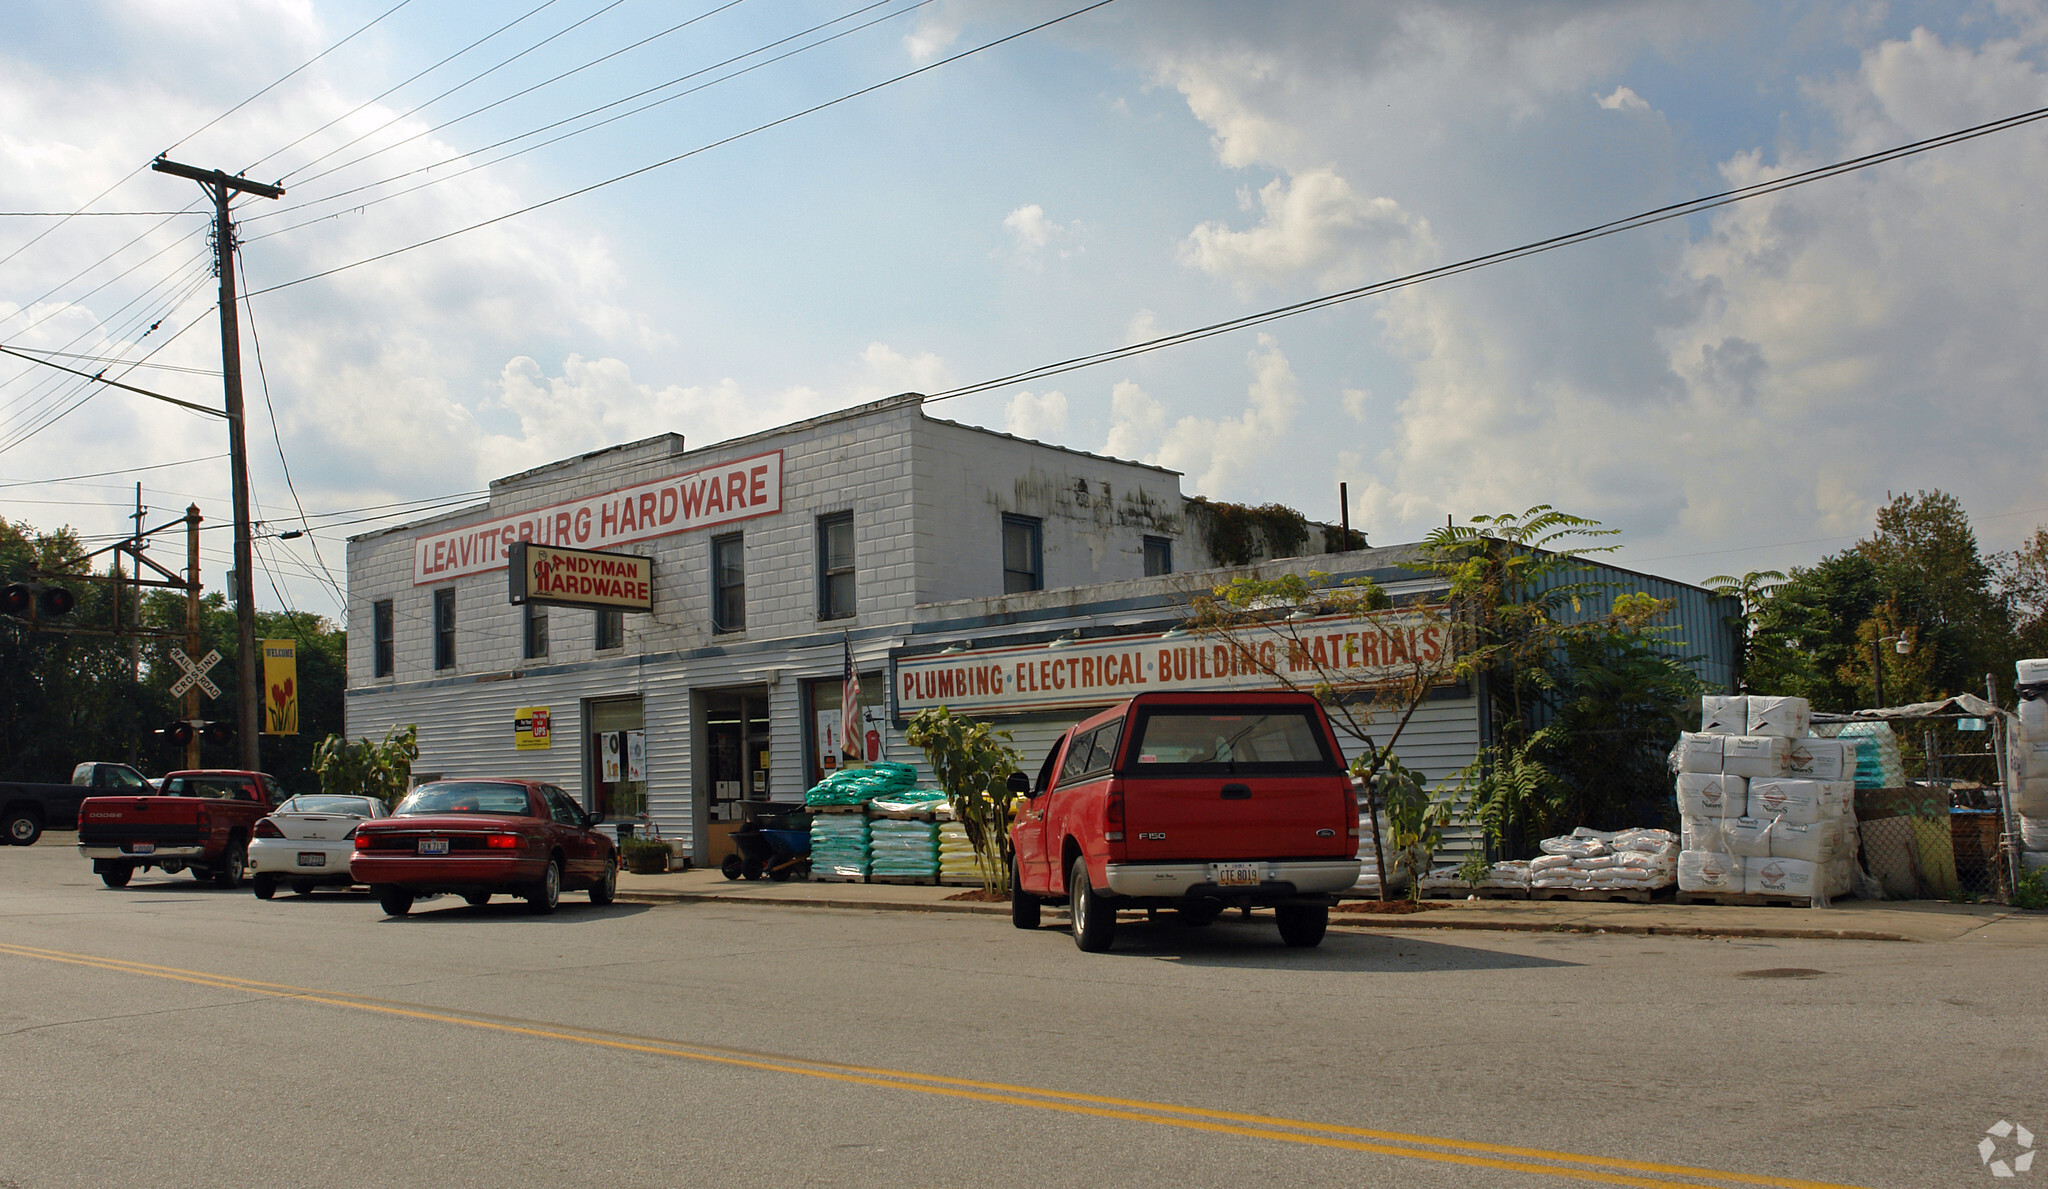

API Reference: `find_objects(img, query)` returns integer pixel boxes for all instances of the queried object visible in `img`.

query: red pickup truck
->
[1008,691,1361,952]
[76,770,285,889]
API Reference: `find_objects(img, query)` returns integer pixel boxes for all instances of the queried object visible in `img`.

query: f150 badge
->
[1138,832,1166,841]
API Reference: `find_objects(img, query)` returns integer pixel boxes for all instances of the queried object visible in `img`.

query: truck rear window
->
[160,777,254,800]
[1128,706,1341,774]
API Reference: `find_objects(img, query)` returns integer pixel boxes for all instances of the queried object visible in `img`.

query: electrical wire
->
[244,0,923,236]
[0,345,219,375]
[0,455,225,490]
[0,0,413,273]
[923,101,2048,405]
[246,0,1119,295]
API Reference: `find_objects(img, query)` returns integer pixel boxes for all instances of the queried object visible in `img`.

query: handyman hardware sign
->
[896,611,1454,716]
[412,450,782,584]
[507,543,652,613]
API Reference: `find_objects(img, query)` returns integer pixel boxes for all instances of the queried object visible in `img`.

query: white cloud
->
[1002,202,1079,261]
[1597,85,1651,111]
[1342,387,1371,421]
[1104,334,1300,495]
[1003,389,1068,440]
[1123,308,1164,346]
[851,342,954,401]
[904,3,966,63]
[1180,167,1434,290]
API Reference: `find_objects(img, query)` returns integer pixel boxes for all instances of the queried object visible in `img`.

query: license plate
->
[417,839,449,855]
[130,843,155,855]
[1213,862,1261,887]
[297,852,326,867]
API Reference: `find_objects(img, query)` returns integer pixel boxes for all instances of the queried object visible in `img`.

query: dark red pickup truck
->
[76,770,285,888]
[1008,690,1361,952]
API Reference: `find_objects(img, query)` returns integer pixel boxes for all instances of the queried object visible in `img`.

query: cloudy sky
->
[6,0,2048,621]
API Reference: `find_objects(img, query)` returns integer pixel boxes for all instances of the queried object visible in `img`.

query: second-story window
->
[817,511,855,620]
[1143,535,1173,577]
[373,599,394,677]
[712,532,745,633]
[523,603,548,660]
[432,588,455,670]
[595,608,624,651]
[1003,514,1043,593]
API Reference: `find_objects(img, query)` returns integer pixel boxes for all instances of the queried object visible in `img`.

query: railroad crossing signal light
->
[162,722,194,747]
[1,582,75,619]
[203,721,232,746]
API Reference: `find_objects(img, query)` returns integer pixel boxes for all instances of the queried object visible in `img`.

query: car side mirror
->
[584,811,604,828]
[1005,771,1031,796]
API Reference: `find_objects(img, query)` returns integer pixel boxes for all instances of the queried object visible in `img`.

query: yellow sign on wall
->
[514,706,552,750]
[262,639,298,735]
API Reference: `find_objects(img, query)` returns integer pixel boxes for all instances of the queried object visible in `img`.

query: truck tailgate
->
[76,797,206,844]
[1121,776,1352,861]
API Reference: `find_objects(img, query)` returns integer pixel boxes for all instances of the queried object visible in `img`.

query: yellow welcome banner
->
[262,639,298,735]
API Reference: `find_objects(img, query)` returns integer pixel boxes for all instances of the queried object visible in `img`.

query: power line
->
[245,0,924,236]
[922,102,2048,405]
[0,344,220,375]
[246,0,1120,295]
[0,211,202,218]
[0,455,225,490]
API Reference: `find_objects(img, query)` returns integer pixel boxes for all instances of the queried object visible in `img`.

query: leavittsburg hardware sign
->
[413,450,782,584]
[895,611,1453,716]
[508,543,652,612]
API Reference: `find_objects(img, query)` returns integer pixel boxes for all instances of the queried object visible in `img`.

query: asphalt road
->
[1,837,2041,1189]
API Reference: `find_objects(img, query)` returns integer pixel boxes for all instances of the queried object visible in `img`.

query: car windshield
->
[160,776,255,800]
[1127,707,1340,773]
[278,796,379,817]
[395,782,533,817]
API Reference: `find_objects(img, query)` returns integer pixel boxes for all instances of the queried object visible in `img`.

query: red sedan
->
[350,779,617,917]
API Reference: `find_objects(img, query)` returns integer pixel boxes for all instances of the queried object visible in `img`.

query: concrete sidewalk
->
[617,867,2048,944]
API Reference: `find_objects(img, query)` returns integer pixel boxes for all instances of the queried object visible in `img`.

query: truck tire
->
[1069,859,1116,953]
[252,874,280,900]
[1010,860,1040,930]
[526,857,561,914]
[212,839,247,889]
[377,887,415,917]
[100,865,133,888]
[1276,904,1329,948]
[4,808,41,846]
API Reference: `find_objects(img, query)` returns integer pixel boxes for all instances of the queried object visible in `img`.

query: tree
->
[1855,490,2008,697]
[309,724,419,806]
[1738,551,1883,708]
[904,707,1022,894]
[1994,527,2048,661]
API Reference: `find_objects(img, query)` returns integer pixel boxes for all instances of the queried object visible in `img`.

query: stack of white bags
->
[1526,827,1678,891]
[1673,694,1863,905]
[2012,659,2048,875]
[1419,860,1533,893]
[1350,814,1432,895]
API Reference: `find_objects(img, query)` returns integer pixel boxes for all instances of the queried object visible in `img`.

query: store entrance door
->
[584,696,646,838]
[699,687,770,867]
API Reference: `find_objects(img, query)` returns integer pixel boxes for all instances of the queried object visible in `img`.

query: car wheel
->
[1276,904,1329,948]
[377,887,415,917]
[292,881,315,896]
[526,857,561,914]
[1010,860,1040,930]
[252,874,280,900]
[720,854,744,881]
[4,810,42,846]
[1178,902,1222,927]
[100,866,133,888]
[212,839,247,889]
[1068,858,1115,953]
[590,860,617,905]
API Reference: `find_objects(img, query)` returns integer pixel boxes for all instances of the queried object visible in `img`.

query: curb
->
[620,891,1918,941]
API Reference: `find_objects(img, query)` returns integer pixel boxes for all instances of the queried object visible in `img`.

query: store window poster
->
[601,731,623,782]
[625,730,646,781]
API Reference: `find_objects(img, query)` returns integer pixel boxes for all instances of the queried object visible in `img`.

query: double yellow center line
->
[0,941,1867,1189]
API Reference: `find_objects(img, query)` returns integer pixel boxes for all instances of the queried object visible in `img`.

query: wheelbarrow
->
[720,823,812,881]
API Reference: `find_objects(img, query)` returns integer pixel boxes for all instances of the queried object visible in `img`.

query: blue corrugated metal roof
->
[1515,552,1741,692]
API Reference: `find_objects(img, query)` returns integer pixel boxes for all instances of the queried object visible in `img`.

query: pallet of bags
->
[1351,817,1426,895]
[1708,775,1860,905]
[1814,721,1906,789]
[809,812,871,880]
[868,817,940,881]
[937,820,980,884]
[1419,861,1531,897]
[1529,828,1676,895]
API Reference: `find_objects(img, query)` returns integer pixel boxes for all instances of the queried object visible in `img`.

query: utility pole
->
[185,505,204,771]
[151,157,283,772]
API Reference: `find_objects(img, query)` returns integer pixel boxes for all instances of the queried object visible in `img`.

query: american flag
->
[841,632,861,760]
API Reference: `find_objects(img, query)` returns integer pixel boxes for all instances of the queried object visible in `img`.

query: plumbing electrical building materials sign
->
[412,450,782,584]
[507,543,653,613]
[895,611,1454,716]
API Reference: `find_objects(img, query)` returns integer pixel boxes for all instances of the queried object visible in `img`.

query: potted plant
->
[620,836,671,875]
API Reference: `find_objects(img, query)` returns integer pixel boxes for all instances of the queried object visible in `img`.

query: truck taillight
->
[253,819,284,838]
[485,834,520,849]
[1104,790,1124,842]
[1345,788,1360,836]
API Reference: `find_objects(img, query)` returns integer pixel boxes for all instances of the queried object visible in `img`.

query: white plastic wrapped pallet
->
[1745,856,1819,897]
[1724,817,1774,858]
[1681,816,1729,853]
[1747,779,1838,826]
[1786,738,1856,781]
[1700,695,1749,735]
[1677,772,1747,817]
[1721,736,1791,779]
[1677,850,1742,891]
[1747,696,1812,739]
[1768,818,1844,864]
[1673,732,1725,774]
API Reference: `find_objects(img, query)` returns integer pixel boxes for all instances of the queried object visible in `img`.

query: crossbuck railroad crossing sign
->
[170,648,222,700]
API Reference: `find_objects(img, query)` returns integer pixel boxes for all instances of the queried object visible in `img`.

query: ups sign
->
[508,543,652,613]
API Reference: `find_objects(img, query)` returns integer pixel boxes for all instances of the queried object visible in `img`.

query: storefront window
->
[805,671,888,789]
[584,697,646,826]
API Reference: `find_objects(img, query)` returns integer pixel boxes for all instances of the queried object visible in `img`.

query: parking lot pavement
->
[619,863,2048,944]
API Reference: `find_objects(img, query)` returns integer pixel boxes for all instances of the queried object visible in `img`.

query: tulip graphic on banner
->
[262,639,298,735]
